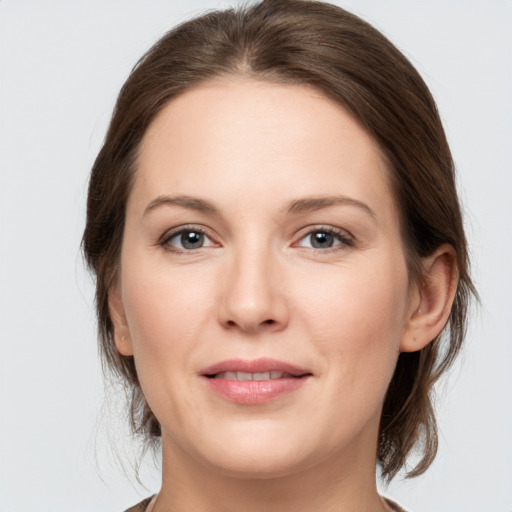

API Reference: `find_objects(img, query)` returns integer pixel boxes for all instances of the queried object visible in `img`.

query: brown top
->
[385,497,407,511]
[124,495,155,512]
[124,495,407,511]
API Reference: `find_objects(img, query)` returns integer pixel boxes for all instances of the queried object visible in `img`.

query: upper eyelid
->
[161,231,222,261]
[161,224,215,241]
[158,225,220,252]
[158,223,354,248]
[294,224,354,240]
[292,226,355,252]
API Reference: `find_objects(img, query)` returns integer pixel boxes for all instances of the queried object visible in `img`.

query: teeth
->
[214,371,287,380]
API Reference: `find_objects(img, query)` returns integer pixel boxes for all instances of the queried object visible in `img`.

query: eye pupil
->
[311,232,334,248]
[181,231,204,249]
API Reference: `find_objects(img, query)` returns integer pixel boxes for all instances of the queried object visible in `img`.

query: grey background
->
[1,1,511,511]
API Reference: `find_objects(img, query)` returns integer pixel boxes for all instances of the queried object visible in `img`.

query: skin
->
[109,78,457,512]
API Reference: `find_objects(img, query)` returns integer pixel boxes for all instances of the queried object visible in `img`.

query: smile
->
[201,358,312,405]
[212,371,295,380]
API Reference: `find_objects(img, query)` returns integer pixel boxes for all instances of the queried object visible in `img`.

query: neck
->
[153,435,390,512]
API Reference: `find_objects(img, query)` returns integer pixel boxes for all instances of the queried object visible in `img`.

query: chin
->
[184,422,324,479]
[206,449,312,480]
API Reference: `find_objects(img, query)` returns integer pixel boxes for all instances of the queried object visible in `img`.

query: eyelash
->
[159,224,219,254]
[159,224,354,254]
[294,225,354,252]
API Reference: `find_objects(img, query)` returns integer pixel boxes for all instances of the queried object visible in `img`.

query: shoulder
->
[123,495,406,511]
[123,495,156,512]
[384,497,409,512]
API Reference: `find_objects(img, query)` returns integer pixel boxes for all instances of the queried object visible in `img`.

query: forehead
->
[133,78,395,219]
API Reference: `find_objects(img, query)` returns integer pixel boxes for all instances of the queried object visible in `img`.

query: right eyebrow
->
[143,195,221,217]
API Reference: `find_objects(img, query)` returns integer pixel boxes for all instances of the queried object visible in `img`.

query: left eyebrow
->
[285,196,377,220]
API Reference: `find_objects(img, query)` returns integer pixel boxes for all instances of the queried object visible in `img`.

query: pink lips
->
[200,358,312,405]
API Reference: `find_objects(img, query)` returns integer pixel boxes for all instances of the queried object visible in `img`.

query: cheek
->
[298,255,409,385]
[119,260,219,426]
[124,270,209,348]
[120,254,218,384]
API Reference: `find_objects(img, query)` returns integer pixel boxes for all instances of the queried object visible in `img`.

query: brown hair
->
[82,0,475,481]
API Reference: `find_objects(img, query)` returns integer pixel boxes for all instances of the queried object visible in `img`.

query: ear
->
[108,284,134,356]
[400,244,459,353]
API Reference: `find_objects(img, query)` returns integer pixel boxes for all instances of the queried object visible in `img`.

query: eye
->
[296,227,353,250]
[161,227,217,252]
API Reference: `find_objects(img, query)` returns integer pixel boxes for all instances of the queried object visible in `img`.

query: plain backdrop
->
[1,1,511,511]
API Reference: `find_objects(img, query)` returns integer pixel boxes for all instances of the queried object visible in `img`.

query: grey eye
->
[296,228,352,251]
[180,231,204,249]
[309,232,335,249]
[165,229,215,251]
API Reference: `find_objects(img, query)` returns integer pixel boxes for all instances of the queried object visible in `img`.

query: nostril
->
[222,316,281,331]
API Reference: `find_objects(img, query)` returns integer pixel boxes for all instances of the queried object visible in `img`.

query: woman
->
[82,1,475,510]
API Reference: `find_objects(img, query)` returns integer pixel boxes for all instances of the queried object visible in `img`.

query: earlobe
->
[108,285,134,356]
[400,244,458,353]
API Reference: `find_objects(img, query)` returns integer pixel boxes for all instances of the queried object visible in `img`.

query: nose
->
[217,245,289,334]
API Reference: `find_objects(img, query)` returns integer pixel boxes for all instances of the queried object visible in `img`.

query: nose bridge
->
[219,232,288,333]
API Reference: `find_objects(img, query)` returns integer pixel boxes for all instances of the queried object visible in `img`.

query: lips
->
[213,370,294,380]
[200,358,312,405]
[201,357,310,377]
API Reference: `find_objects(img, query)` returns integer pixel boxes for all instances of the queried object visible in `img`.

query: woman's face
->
[113,78,418,477]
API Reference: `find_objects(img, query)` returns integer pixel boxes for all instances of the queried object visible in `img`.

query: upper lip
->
[200,358,311,377]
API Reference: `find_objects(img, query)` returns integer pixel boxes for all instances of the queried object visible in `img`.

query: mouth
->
[209,370,299,381]
[200,358,312,405]
[201,358,312,379]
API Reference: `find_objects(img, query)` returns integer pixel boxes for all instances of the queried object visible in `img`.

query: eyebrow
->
[144,195,221,217]
[143,194,376,220]
[286,196,376,219]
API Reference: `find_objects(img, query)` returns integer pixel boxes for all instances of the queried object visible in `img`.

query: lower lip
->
[203,377,308,405]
